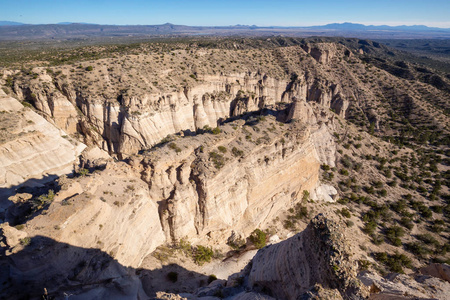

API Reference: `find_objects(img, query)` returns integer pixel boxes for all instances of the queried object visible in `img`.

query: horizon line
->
[1,21,450,29]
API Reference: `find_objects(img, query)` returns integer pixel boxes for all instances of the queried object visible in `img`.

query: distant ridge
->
[0,21,25,26]
[0,21,448,40]
[308,22,449,31]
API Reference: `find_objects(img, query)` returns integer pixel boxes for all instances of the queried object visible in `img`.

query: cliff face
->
[3,161,165,268]
[9,44,349,157]
[137,115,321,244]
[0,90,85,201]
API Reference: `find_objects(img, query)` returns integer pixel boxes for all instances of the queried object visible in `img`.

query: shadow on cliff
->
[0,235,212,300]
[1,165,106,226]
[0,174,62,225]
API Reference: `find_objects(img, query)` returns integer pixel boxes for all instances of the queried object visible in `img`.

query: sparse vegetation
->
[249,229,267,249]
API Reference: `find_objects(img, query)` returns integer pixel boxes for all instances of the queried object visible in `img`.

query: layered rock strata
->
[0,90,85,201]
[136,115,321,244]
[12,66,347,156]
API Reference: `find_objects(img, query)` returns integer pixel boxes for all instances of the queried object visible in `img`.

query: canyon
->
[0,37,449,299]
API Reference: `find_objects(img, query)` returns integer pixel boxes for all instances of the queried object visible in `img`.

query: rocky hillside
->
[0,37,449,299]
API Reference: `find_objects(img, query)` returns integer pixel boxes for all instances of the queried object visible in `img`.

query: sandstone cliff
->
[6,44,351,157]
[0,90,85,202]
[136,115,321,244]
[2,161,165,268]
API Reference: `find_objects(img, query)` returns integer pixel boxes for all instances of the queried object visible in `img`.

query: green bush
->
[399,217,413,230]
[249,229,266,249]
[209,151,225,169]
[33,190,55,210]
[85,66,93,71]
[385,226,404,246]
[211,127,221,135]
[406,242,431,257]
[20,237,31,246]
[15,224,25,230]
[321,164,330,171]
[371,234,385,245]
[232,147,244,157]
[374,251,412,273]
[218,146,227,153]
[339,208,351,218]
[339,169,349,176]
[194,245,214,265]
[207,274,217,284]
[78,168,89,177]
[169,142,182,153]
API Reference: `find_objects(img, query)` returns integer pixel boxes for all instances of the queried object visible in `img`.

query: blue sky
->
[1,0,449,28]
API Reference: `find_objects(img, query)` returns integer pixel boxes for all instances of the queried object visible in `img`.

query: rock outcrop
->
[358,269,450,299]
[10,59,349,156]
[0,90,85,202]
[247,214,369,299]
[138,115,321,244]
[12,162,165,268]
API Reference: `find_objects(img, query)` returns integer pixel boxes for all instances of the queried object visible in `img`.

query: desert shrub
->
[374,251,412,273]
[358,259,371,271]
[78,168,89,177]
[20,237,31,246]
[339,169,349,176]
[364,186,375,194]
[337,198,349,205]
[406,242,431,257]
[283,219,295,230]
[302,190,310,202]
[194,245,214,265]
[430,224,444,233]
[207,274,217,284]
[321,164,330,171]
[391,199,407,213]
[339,208,351,218]
[416,233,439,246]
[363,220,377,235]
[371,234,385,245]
[211,127,221,135]
[167,271,178,283]
[15,224,25,230]
[249,229,266,249]
[378,189,387,197]
[209,151,225,169]
[431,205,443,213]
[169,142,182,153]
[152,246,175,262]
[218,146,227,153]
[399,217,414,230]
[33,190,55,210]
[85,66,93,71]
[231,147,244,157]
[385,226,405,246]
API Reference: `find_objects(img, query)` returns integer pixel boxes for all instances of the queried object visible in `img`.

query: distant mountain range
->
[0,21,26,26]
[0,21,449,40]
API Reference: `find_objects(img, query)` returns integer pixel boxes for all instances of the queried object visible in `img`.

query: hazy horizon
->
[1,0,449,28]
[1,21,450,29]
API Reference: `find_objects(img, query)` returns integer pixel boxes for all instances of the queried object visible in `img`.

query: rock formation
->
[138,115,321,243]
[8,44,350,157]
[247,214,369,299]
[0,90,85,202]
